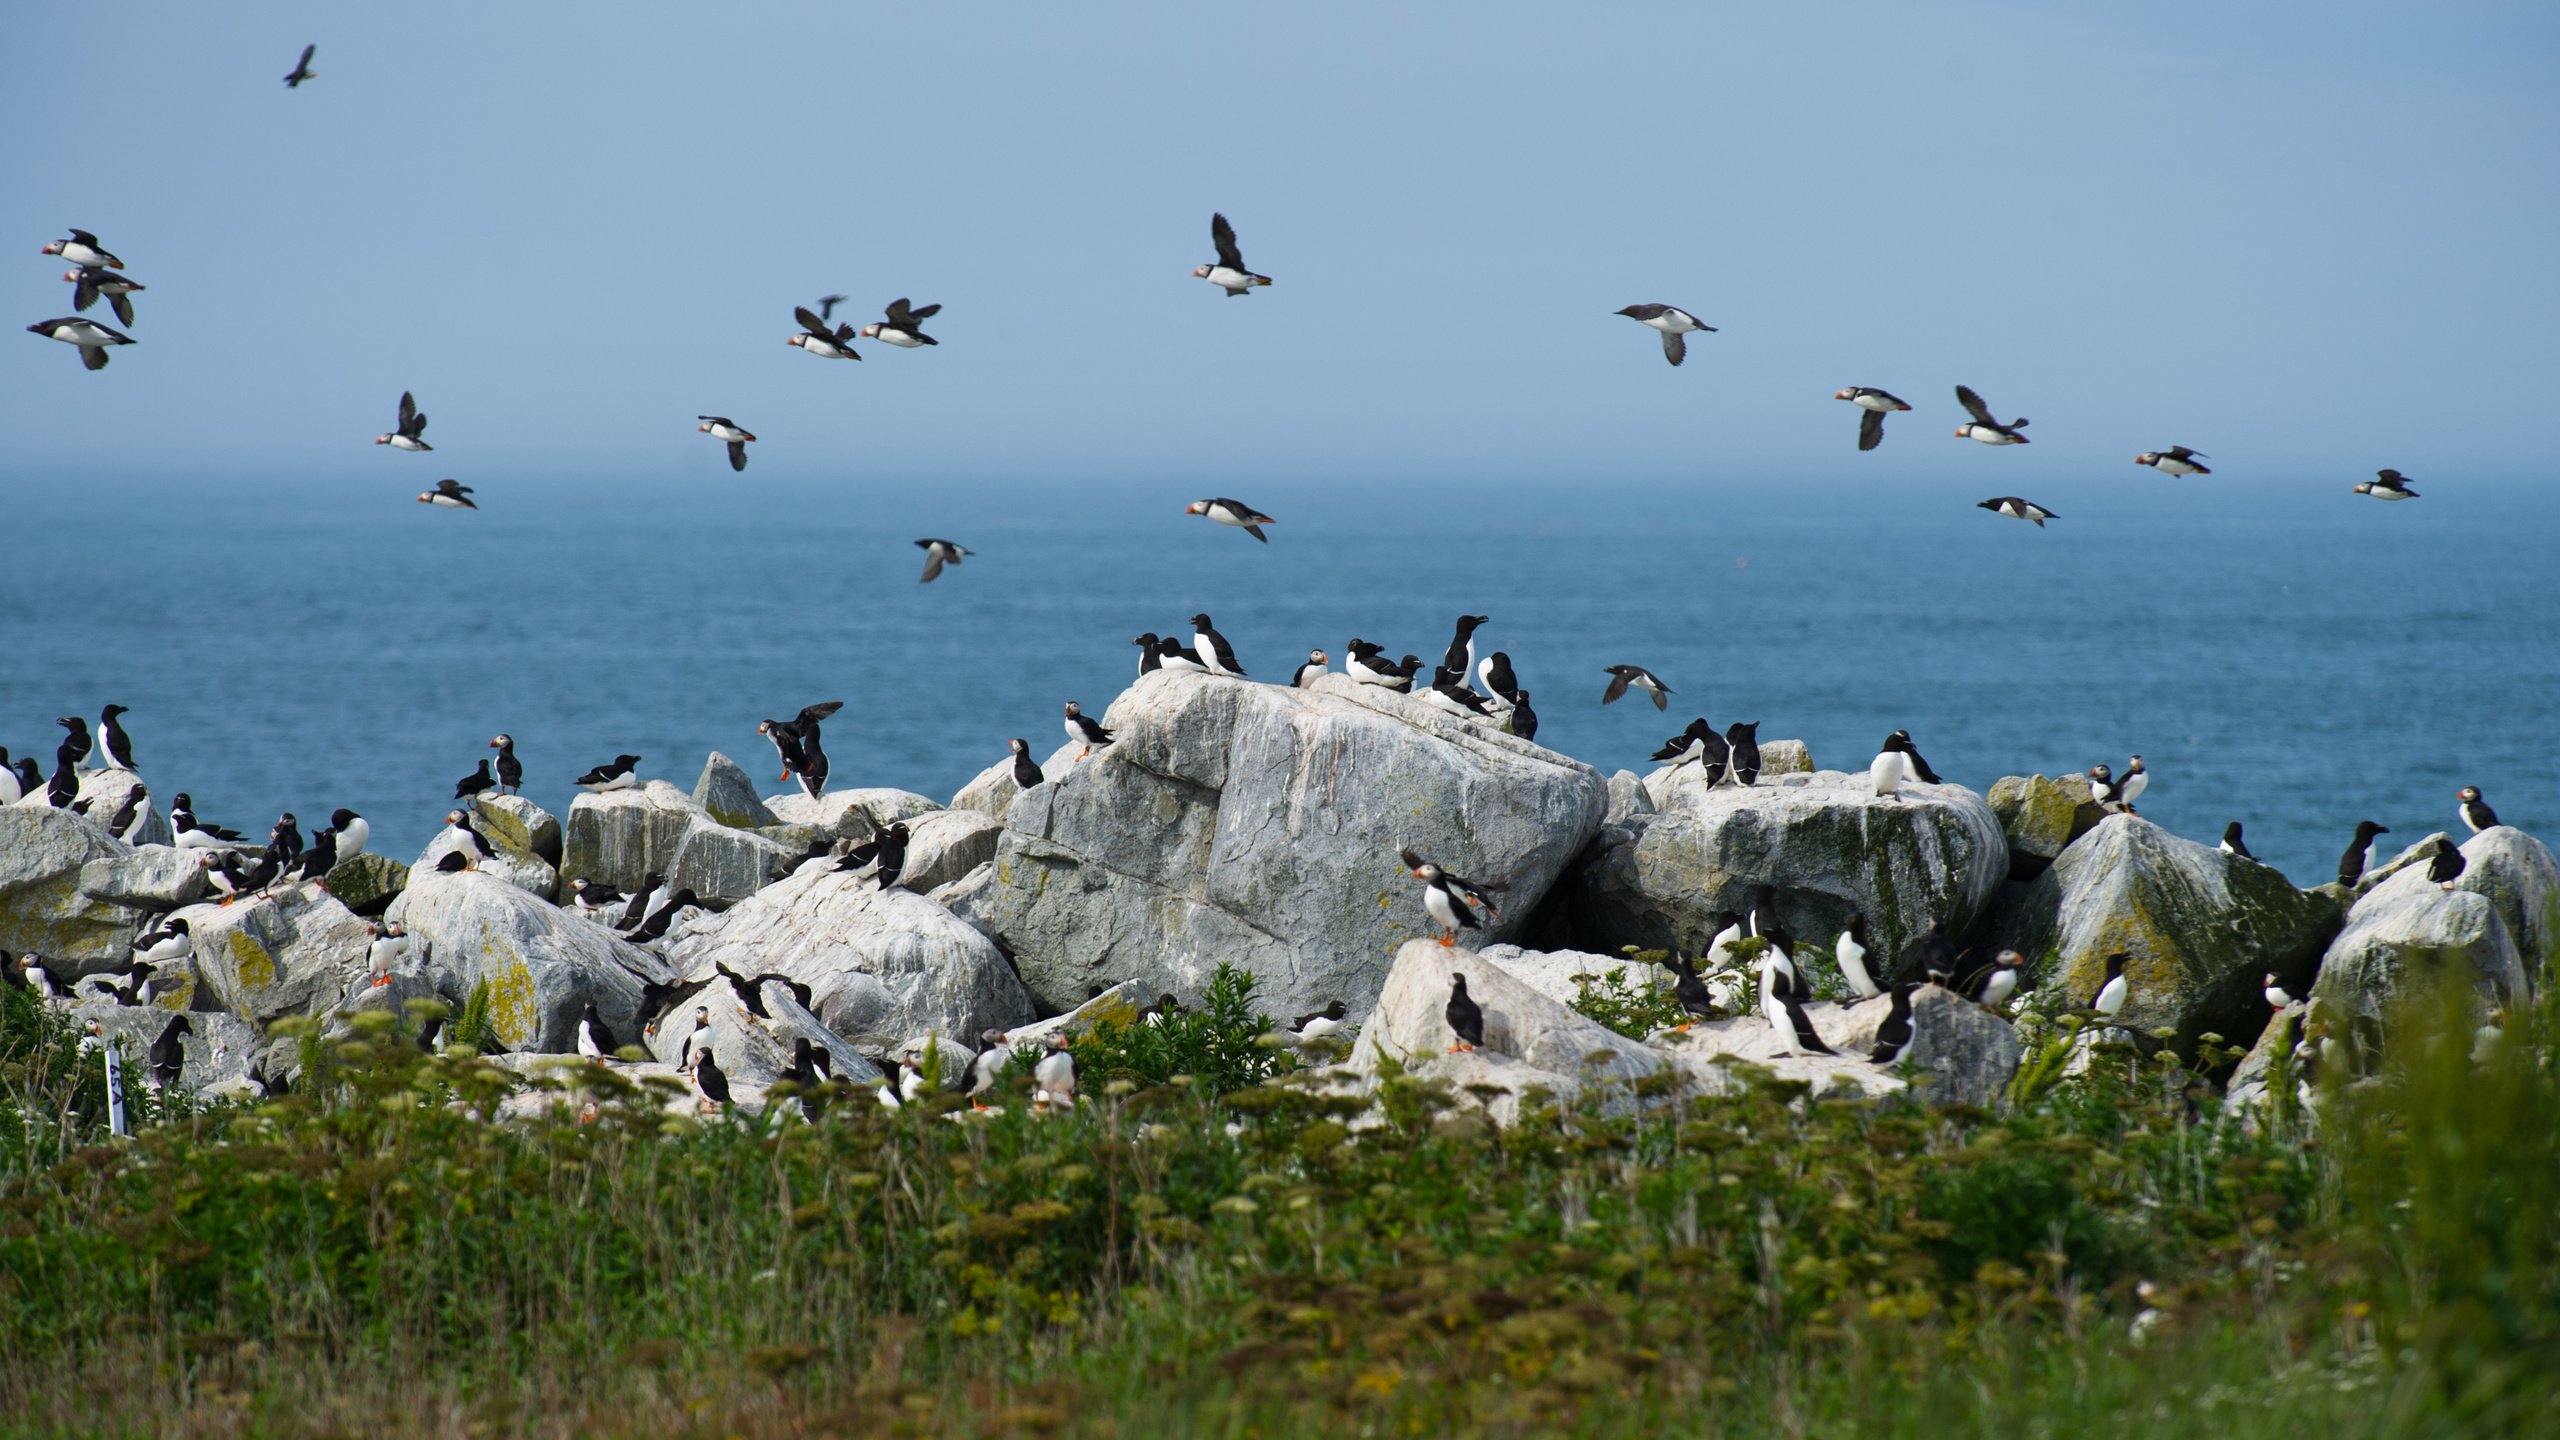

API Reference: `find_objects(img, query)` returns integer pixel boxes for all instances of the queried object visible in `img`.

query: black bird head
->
[2354,820,2389,839]
[1190,613,1215,629]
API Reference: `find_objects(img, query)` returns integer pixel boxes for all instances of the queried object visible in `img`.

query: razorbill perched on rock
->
[2220,822,2256,861]
[1652,718,1726,776]
[283,43,317,87]
[1772,993,1836,1055]
[1868,984,1919,1064]
[2338,820,2389,887]
[1976,496,2056,526]
[170,794,244,849]
[1476,652,1521,705]
[1441,616,1490,683]
[489,734,522,795]
[1133,633,1165,675]
[417,479,477,509]
[1190,614,1248,677]
[2352,469,2418,501]
[135,917,192,967]
[95,704,136,771]
[2091,952,2130,1020]
[1343,640,1400,687]
[1289,1000,1349,1049]
[26,316,134,370]
[788,306,861,360]
[576,754,642,791]
[915,538,970,582]
[1154,636,1212,673]
[2457,786,2499,834]
[835,821,909,890]
[1292,649,1329,687]
[41,229,123,270]
[629,887,699,942]
[2426,836,2467,889]
[1063,700,1114,759]
[1424,667,1496,719]
[1194,213,1271,296]
[1724,722,1762,786]
[1007,737,1046,790]
[1185,497,1275,542]
[1953,384,2029,444]
[1444,974,1484,1052]
[620,873,666,932]
[1886,730,1941,784]
[576,1002,616,1059]
[1601,664,1672,711]
[329,808,368,861]
[149,1016,192,1089]
[1870,732,1916,798]
[757,701,842,787]
[453,760,495,802]
[1836,387,1911,450]
[376,391,432,450]
[2136,446,2210,476]
[861,297,941,347]
[1509,689,1539,741]
[64,265,143,327]
[697,416,755,472]
[1834,916,1879,1000]
[1614,304,1715,366]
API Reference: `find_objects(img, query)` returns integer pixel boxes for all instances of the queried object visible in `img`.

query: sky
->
[2,1,2556,492]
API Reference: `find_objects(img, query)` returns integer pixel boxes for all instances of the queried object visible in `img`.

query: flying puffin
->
[1193,213,1272,296]
[1292,649,1329,687]
[915,538,970,582]
[2457,786,2499,834]
[697,416,756,472]
[1835,387,1911,450]
[1953,385,2030,444]
[26,316,134,370]
[2352,469,2418,500]
[1064,701,1114,759]
[860,297,941,346]
[377,391,431,450]
[41,229,123,270]
[1614,304,1715,366]
[576,754,642,791]
[1184,497,1275,542]
[283,44,316,87]
[417,479,476,509]
[757,701,843,787]
[1976,496,2057,527]
[787,306,861,361]
[1601,664,1672,710]
[814,294,847,322]
[63,265,144,326]
[1190,614,1247,677]
[2135,446,2210,476]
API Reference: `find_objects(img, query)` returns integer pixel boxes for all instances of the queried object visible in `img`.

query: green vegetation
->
[2,967,2554,1438]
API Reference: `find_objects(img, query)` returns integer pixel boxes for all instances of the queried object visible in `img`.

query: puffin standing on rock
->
[1007,738,1046,791]
[488,734,522,796]
[1063,701,1113,760]
[441,809,495,869]
[1403,849,1503,944]
[1444,974,1484,1053]
[1292,650,1329,688]
[2457,787,2499,834]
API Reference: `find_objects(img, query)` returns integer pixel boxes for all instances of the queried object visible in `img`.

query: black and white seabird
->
[1292,649,1329,688]
[2135,446,2211,477]
[697,416,756,472]
[1444,974,1485,1052]
[1976,496,2057,526]
[1441,616,1490,684]
[26,316,134,370]
[915,538,970,583]
[1601,664,1672,711]
[442,808,494,866]
[2263,973,2294,1009]
[1835,387,1911,451]
[1509,688,1539,741]
[1154,636,1212,673]
[136,917,193,967]
[860,297,941,347]
[2352,469,2418,501]
[1667,953,1717,1029]
[1404,850,1502,944]
[418,479,477,509]
[1134,633,1164,676]
[170,794,244,849]
[1184,497,1275,542]
[329,808,369,861]
[1772,992,1837,1056]
[1008,738,1046,791]
[577,1001,617,1059]
[1193,213,1272,296]
[1953,385,2030,445]
[2220,822,2257,862]
[629,886,699,941]
[283,43,317,87]
[1476,652,1521,705]
[2338,820,2389,887]
[815,294,848,322]
[376,391,432,450]
[1064,701,1114,759]
[2457,786,2500,834]
[1886,729,1941,784]
[365,921,407,986]
[1190,614,1248,677]
[576,754,643,791]
[1870,731,1919,798]
[453,760,495,802]
[2427,836,2467,889]
[1868,984,1919,1064]
[433,851,472,873]
[788,306,862,361]
[757,701,843,789]
[619,873,666,931]
[149,1015,193,1088]
[44,755,78,808]
[693,1049,731,1113]
[1614,304,1715,366]
[489,734,522,795]
[54,716,89,769]
[41,229,123,271]
[1963,950,2021,1010]
[2115,755,2149,811]
[1835,915,1880,1000]
[1343,640,1399,688]
[2086,764,2119,808]
[1423,667,1495,719]
[2091,952,2130,1020]
[1652,718,1728,783]
[1724,722,1762,787]
[64,265,144,327]
[96,704,136,771]
[833,821,909,889]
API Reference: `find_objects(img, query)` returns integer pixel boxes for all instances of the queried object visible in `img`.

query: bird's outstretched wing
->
[1210,212,1247,270]
[1955,385,1997,426]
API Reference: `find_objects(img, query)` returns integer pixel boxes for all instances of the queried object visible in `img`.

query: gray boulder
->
[1569,768,2007,982]
[73,1003,260,1098]
[472,795,562,866]
[639,976,885,1090]
[416,826,558,902]
[561,782,698,891]
[901,810,1000,893]
[669,817,801,902]
[1758,739,1814,777]
[1998,815,2343,1053]
[1603,770,1654,826]
[2312,851,2529,1027]
[1987,774,2106,880]
[180,884,374,1023]
[388,869,678,1051]
[926,861,1001,940]
[666,865,1036,1045]
[765,787,939,840]
[2451,827,2559,971]
[324,851,409,914]
[78,844,207,912]
[988,672,1608,1022]
[692,753,780,830]
[1475,943,1663,1011]
[2225,1003,2307,1114]
[952,744,1077,818]
[0,806,131,962]
[1349,940,1664,1124]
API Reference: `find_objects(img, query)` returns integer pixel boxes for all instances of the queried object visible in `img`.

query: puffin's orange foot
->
[1436,934,1455,947]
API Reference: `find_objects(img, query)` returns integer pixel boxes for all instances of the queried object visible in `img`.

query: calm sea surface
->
[3,470,2552,882]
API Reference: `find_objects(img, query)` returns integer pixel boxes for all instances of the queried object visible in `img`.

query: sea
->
[3,470,2552,885]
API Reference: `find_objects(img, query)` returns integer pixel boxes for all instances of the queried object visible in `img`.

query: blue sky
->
[3,1,2554,489]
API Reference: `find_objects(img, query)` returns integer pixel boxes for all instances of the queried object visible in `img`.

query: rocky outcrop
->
[926,861,1001,940]
[1603,771,1653,826]
[667,819,799,902]
[901,810,1000,893]
[388,869,678,1051]
[1568,768,2007,981]
[1987,774,2106,880]
[416,825,558,902]
[2451,827,2559,971]
[952,745,1076,818]
[74,1003,259,1097]
[1350,940,1664,1124]
[638,975,886,1090]
[765,788,939,840]
[562,782,698,891]
[1997,816,2342,1052]
[324,852,409,914]
[988,672,1609,1022]
[0,808,209,967]
[473,796,562,866]
[1474,943,1658,1010]
[180,885,374,1023]
[2312,840,2531,1026]
[666,865,1035,1046]
[78,844,207,913]
[692,753,780,830]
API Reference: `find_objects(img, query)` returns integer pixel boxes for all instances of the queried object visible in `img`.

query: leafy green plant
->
[1062,962,1282,1095]
[1568,952,1692,1037]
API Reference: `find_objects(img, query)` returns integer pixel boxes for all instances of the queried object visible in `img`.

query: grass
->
[1,965,2554,1438]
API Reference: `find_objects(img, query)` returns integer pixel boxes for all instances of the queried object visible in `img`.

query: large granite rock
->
[639,975,886,1090]
[74,1002,260,1096]
[1349,940,1664,1124]
[1603,771,1654,827]
[0,808,207,967]
[324,851,409,914]
[416,826,558,902]
[926,861,1001,939]
[180,885,374,1023]
[1987,774,2106,880]
[952,744,1076,818]
[78,844,207,912]
[692,753,780,830]
[901,810,1000,893]
[1475,943,1658,1010]
[666,865,1035,1046]
[1999,815,2343,1053]
[2451,827,2559,972]
[667,818,799,902]
[988,672,1609,1021]
[2312,843,2531,1027]
[765,788,939,840]
[562,782,698,891]
[473,795,562,866]
[388,869,678,1052]
[1568,768,2007,983]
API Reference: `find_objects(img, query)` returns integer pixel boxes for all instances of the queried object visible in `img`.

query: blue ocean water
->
[2,469,2552,884]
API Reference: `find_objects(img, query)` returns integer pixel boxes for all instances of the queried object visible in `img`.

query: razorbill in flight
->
[1953,385,2030,444]
[915,538,970,582]
[1194,213,1272,296]
[1601,664,1672,711]
[697,416,756,472]
[861,297,941,346]
[1835,387,1911,450]
[2135,446,2210,476]
[1976,496,2057,526]
[26,316,134,370]
[1614,304,1715,366]
[377,391,432,450]
[1184,497,1275,542]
